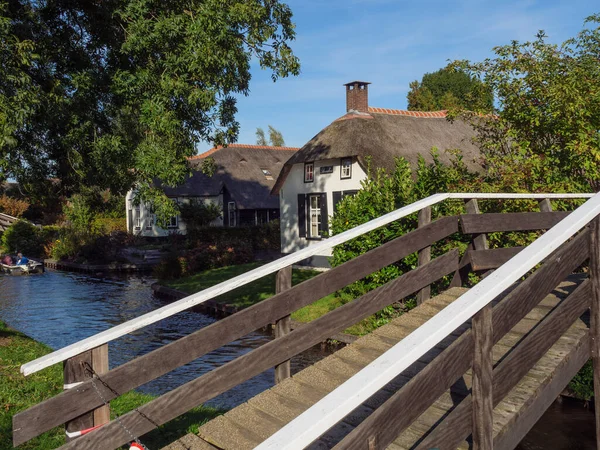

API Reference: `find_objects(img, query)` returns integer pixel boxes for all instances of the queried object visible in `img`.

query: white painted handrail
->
[256,191,600,450]
[20,192,594,375]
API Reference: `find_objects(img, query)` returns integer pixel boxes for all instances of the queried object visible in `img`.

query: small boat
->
[1,261,44,275]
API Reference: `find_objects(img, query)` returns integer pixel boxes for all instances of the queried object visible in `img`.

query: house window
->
[145,203,154,230]
[228,202,236,227]
[167,199,179,228]
[304,162,314,183]
[320,166,333,174]
[308,194,322,238]
[134,205,141,230]
[341,158,352,179]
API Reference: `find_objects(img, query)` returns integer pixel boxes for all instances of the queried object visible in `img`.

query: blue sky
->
[198,0,597,153]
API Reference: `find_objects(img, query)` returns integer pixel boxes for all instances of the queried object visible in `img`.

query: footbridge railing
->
[259,191,600,450]
[13,192,595,449]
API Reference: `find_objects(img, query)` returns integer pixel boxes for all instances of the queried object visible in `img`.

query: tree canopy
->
[407,67,493,112]
[256,125,285,146]
[0,0,300,220]
[451,13,600,192]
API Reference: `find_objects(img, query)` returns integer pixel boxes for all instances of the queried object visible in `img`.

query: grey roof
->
[163,145,299,209]
[272,109,482,194]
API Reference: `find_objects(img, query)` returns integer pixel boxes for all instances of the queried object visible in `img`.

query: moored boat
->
[1,261,44,275]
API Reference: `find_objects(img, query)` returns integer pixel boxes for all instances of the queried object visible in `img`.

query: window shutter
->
[298,194,306,238]
[333,191,342,212]
[319,193,328,236]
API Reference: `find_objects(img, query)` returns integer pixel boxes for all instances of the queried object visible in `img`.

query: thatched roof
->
[163,144,299,209]
[272,108,481,194]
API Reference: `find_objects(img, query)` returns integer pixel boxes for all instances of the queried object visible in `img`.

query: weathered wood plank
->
[275,266,292,384]
[472,303,493,450]
[12,217,459,446]
[470,247,525,271]
[415,279,591,450]
[450,244,472,288]
[590,216,600,450]
[417,206,432,304]
[460,211,571,234]
[334,231,589,450]
[55,250,459,450]
[494,334,590,450]
[91,345,110,427]
[63,352,93,443]
[465,199,489,251]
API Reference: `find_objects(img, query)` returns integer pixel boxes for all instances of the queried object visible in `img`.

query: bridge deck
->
[163,277,588,450]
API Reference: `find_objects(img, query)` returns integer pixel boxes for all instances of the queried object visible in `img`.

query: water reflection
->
[0,270,329,409]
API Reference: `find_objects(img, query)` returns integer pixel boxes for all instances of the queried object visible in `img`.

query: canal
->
[0,270,595,448]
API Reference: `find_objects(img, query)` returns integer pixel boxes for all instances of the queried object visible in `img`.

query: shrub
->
[92,217,127,234]
[1,220,44,256]
[0,195,30,217]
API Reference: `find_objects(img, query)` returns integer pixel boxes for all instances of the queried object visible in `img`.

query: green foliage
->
[256,127,268,146]
[268,125,285,146]
[1,0,300,222]
[63,195,95,233]
[179,200,223,230]
[256,125,285,146]
[568,359,594,401]
[1,220,43,256]
[407,67,493,112]
[450,14,600,192]
[330,152,473,299]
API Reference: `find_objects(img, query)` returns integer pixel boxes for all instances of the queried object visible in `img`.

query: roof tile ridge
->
[368,106,448,118]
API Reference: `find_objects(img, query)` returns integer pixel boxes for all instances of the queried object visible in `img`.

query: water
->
[0,270,595,446]
[0,270,331,409]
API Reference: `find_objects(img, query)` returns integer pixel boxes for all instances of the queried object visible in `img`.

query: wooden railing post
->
[64,345,109,442]
[472,302,493,450]
[465,198,489,251]
[538,198,552,213]
[417,206,432,305]
[589,216,600,450]
[274,265,292,384]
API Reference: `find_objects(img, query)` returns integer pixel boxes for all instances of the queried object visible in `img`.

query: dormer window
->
[304,162,314,183]
[341,157,352,179]
[261,168,273,180]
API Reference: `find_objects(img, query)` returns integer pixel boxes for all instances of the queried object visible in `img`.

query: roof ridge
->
[368,107,448,118]
[189,143,299,160]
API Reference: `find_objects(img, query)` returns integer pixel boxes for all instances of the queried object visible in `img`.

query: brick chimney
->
[344,81,371,113]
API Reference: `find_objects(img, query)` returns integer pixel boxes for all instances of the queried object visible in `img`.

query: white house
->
[126,144,298,236]
[271,81,482,267]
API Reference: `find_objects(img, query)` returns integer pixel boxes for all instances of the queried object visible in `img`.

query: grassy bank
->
[164,262,397,336]
[0,320,222,450]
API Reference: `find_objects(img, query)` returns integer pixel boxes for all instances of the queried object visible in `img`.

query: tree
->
[450,14,600,192]
[256,128,268,146]
[255,125,285,146]
[407,67,493,112]
[0,1,300,221]
[268,125,285,146]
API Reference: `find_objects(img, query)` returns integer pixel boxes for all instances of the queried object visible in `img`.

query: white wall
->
[126,190,223,237]
[279,158,366,263]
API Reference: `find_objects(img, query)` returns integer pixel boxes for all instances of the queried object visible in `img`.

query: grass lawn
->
[0,320,223,450]
[164,262,390,335]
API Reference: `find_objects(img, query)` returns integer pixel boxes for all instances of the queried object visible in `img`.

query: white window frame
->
[134,204,141,230]
[228,201,236,227]
[341,157,352,179]
[304,162,314,183]
[145,203,154,230]
[307,194,321,238]
[167,199,179,229]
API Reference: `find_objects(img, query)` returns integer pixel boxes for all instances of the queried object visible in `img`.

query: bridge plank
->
[333,230,589,450]
[414,279,590,450]
[460,211,571,234]
[590,216,600,450]
[472,304,493,450]
[469,247,525,271]
[12,217,458,447]
[54,250,459,450]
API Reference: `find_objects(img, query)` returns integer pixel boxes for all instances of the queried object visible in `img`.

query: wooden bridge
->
[12,192,600,450]
[0,212,19,233]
